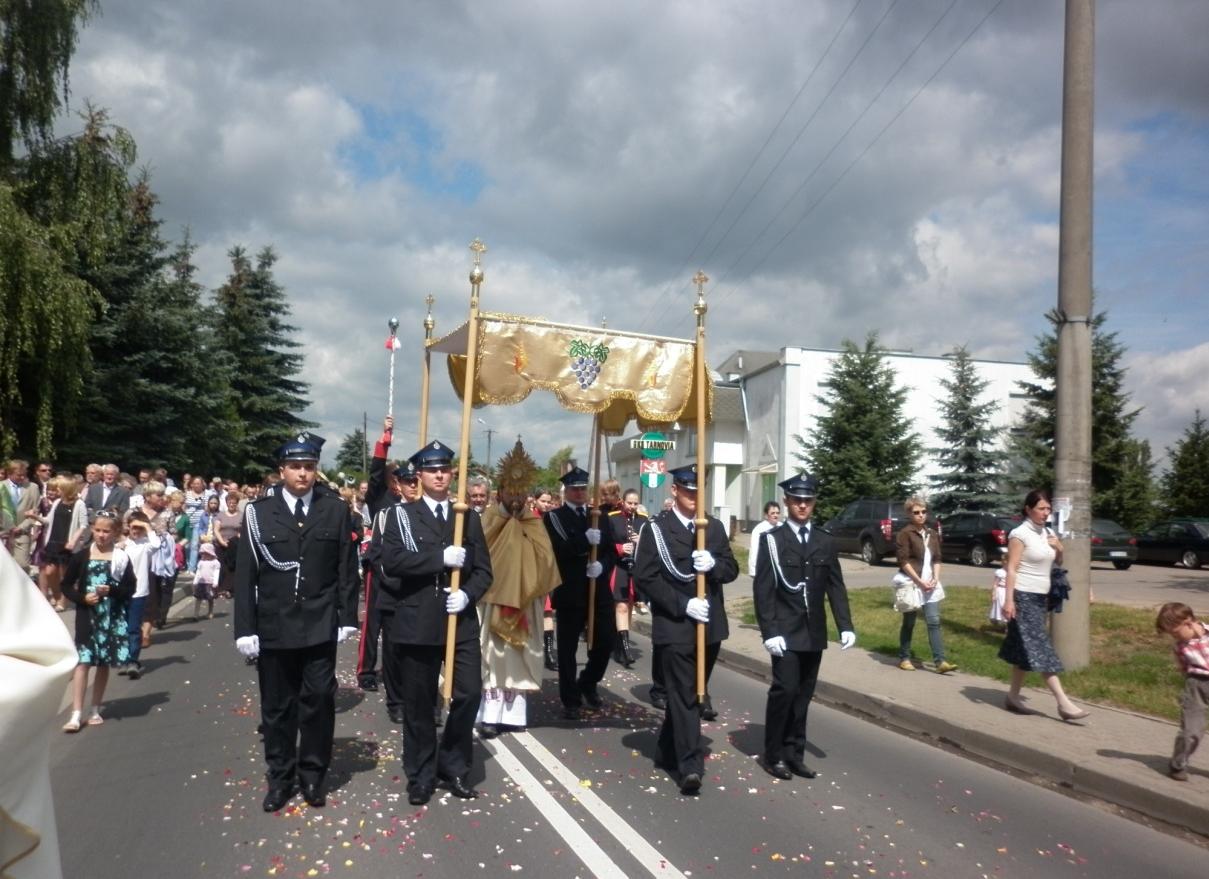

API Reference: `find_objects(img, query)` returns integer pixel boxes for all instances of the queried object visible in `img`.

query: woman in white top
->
[747,502,781,577]
[999,490,1089,721]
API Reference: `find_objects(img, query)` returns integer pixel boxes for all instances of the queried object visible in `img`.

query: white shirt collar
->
[281,486,314,514]
[422,495,449,516]
[672,507,694,531]
[787,516,811,535]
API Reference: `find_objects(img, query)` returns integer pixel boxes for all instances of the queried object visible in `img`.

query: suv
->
[824,498,913,565]
[938,512,1021,567]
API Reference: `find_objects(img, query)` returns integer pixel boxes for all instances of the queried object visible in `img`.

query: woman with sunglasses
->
[895,498,957,673]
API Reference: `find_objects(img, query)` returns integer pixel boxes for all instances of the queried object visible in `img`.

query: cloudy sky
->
[65,0,1208,473]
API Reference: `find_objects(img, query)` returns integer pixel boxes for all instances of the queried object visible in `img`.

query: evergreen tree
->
[212,245,312,478]
[1008,308,1145,522]
[1107,438,1158,532]
[536,446,574,491]
[1162,412,1209,518]
[928,346,1006,515]
[336,428,368,476]
[794,333,921,522]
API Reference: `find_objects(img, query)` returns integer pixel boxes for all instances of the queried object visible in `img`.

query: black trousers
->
[392,640,481,790]
[649,643,666,701]
[152,573,175,626]
[376,609,404,715]
[555,602,615,708]
[356,571,382,682]
[763,649,823,763]
[656,641,720,778]
[257,642,338,787]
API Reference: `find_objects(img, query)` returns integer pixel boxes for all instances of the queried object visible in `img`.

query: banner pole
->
[418,295,435,446]
[443,241,485,703]
[692,270,709,702]
[587,414,602,650]
[387,317,399,419]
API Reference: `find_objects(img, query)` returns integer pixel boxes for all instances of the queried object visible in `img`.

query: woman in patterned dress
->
[60,513,136,731]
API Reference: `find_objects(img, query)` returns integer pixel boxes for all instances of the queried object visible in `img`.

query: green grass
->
[735,585,1185,721]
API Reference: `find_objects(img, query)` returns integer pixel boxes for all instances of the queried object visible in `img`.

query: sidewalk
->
[631,575,1209,839]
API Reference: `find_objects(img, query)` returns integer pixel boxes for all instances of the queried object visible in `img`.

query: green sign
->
[631,431,673,459]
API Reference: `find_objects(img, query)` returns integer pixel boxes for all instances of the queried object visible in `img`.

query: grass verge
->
[736,585,1184,721]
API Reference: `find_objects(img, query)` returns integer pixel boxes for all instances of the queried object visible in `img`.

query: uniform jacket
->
[544,504,618,611]
[233,489,359,649]
[377,498,492,646]
[752,521,853,652]
[607,508,648,595]
[633,510,737,646]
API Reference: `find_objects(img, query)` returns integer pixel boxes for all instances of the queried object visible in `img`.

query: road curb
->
[630,615,1209,837]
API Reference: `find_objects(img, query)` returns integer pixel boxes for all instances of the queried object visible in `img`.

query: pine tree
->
[1162,412,1209,518]
[929,346,1006,515]
[336,428,368,476]
[1008,308,1145,521]
[794,333,921,522]
[212,245,312,478]
[1107,438,1158,532]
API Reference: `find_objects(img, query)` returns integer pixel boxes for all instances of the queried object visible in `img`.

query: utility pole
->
[1051,0,1094,669]
[362,411,368,475]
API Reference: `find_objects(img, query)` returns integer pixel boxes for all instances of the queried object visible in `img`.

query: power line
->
[634,0,864,332]
[683,0,1005,330]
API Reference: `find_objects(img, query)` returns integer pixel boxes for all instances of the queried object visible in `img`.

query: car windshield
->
[1092,519,1128,536]
[1194,522,1209,539]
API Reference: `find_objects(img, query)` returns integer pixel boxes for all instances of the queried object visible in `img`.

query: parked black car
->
[937,512,1021,567]
[824,498,918,565]
[1090,518,1137,570]
[1135,519,1209,570]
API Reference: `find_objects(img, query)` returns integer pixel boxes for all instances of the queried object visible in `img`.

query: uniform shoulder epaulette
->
[607,509,621,516]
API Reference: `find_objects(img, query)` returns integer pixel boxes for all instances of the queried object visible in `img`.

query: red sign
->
[640,459,667,475]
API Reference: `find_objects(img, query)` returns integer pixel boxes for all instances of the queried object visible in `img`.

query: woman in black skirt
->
[999,489,1089,721]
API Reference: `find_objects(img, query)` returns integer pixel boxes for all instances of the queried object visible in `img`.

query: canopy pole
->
[443,241,485,703]
[587,414,603,650]
[418,295,435,446]
[692,270,709,702]
[387,317,400,419]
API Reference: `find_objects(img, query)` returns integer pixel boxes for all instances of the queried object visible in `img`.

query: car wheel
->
[970,544,989,567]
[1182,550,1203,570]
[860,539,878,566]
[1112,560,1132,570]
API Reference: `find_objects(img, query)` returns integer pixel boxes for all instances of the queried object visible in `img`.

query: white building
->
[609,347,1034,531]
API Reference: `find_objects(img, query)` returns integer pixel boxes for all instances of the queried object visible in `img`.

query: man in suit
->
[85,463,131,523]
[608,487,647,668]
[633,464,737,795]
[752,474,855,782]
[233,433,360,813]
[378,440,492,806]
[5,460,41,571]
[544,467,619,720]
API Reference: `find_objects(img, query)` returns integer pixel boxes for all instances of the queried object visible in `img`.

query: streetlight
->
[477,417,494,475]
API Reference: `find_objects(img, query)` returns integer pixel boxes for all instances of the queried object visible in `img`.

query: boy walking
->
[1156,602,1209,781]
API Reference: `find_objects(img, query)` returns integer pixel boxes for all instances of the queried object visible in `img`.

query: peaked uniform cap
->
[276,432,325,462]
[409,440,454,469]
[392,461,419,481]
[778,473,818,498]
[558,467,590,488]
[669,464,698,489]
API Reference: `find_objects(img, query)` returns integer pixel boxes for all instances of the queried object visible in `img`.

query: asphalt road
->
[51,601,1208,879]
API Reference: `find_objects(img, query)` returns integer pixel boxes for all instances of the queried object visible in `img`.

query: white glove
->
[585,528,601,546]
[443,545,466,568]
[444,587,470,614]
[764,636,786,657]
[235,635,260,659]
[685,597,710,623]
[337,626,359,643]
[585,560,603,579]
[691,550,716,572]
[840,630,856,650]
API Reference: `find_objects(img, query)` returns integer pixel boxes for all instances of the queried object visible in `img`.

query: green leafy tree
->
[1162,412,1209,518]
[794,333,921,522]
[212,245,312,478]
[536,446,575,493]
[1009,308,1145,523]
[1108,438,1158,532]
[335,428,368,476]
[929,346,1006,515]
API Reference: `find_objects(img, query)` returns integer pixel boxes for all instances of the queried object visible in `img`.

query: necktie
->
[577,507,587,524]
[688,521,695,535]
[799,525,809,544]
[436,503,446,525]
[294,497,306,528]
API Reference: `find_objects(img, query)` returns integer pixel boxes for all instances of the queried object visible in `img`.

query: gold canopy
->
[431,312,712,435]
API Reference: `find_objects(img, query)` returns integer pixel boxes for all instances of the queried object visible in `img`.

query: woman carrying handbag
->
[894,498,957,673]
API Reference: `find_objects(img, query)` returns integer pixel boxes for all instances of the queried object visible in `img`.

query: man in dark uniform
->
[357,415,398,693]
[633,464,737,795]
[364,460,420,724]
[608,487,647,668]
[752,474,855,782]
[378,440,492,805]
[544,467,618,719]
[233,433,360,812]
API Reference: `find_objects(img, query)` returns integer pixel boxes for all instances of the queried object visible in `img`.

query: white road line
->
[485,736,630,879]
[512,731,687,879]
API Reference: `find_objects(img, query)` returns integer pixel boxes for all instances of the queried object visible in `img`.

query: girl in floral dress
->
[60,513,136,732]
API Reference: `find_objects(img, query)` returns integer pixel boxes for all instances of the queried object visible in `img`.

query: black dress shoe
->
[262,784,297,812]
[760,758,793,781]
[358,677,379,692]
[301,782,326,807]
[388,707,404,725]
[579,685,603,709]
[562,704,581,720]
[649,692,668,711]
[442,776,479,799]
[408,785,433,806]
[699,698,717,721]
[679,772,702,795]
[786,758,817,779]
[478,723,500,739]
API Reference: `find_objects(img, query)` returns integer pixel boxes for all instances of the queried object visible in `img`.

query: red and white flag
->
[384,336,402,351]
